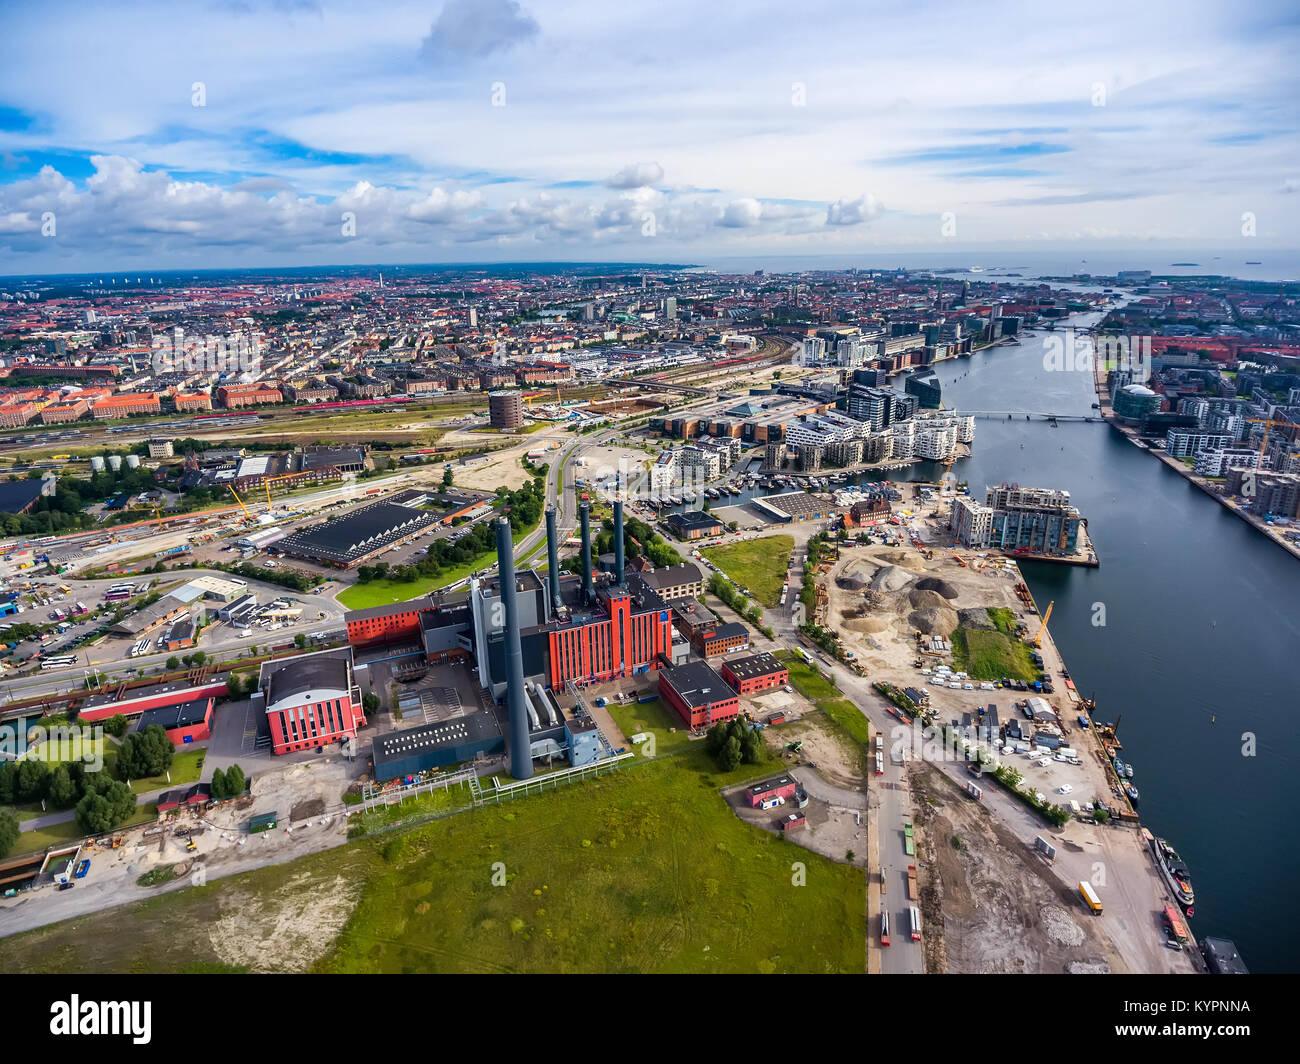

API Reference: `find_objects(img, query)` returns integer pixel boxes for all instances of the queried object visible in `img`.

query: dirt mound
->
[957,608,996,630]
[876,549,920,567]
[870,565,914,593]
[915,576,959,599]
[909,588,951,610]
[844,617,889,634]
[836,575,870,591]
[908,606,959,637]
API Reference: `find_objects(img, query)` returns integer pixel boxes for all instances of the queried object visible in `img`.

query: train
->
[291,397,414,413]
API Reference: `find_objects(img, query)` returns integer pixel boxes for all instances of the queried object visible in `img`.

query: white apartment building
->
[1165,431,1233,459]
[1194,448,1264,478]
[951,496,994,548]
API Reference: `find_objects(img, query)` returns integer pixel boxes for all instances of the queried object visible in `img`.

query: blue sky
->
[0,0,1296,270]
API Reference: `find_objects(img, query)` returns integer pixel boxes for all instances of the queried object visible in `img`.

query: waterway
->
[913,311,1299,974]
[651,308,1298,970]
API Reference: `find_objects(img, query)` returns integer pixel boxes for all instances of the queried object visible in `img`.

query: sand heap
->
[909,588,951,610]
[915,576,959,600]
[869,565,914,593]
[908,606,959,637]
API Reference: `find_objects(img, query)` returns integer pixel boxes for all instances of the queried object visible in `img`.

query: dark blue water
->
[924,320,1300,974]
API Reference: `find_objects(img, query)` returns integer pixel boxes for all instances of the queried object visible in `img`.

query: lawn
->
[337,517,542,609]
[126,748,205,795]
[0,748,862,974]
[12,804,158,856]
[952,626,1038,682]
[700,535,795,607]
[780,653,873,748]
[606,698,692,758]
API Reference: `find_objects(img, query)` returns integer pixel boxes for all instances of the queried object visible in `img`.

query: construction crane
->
[262,473,302,510]
[1033,599,1055,648]
[227,483,253,521]
[1244,417,1294,466]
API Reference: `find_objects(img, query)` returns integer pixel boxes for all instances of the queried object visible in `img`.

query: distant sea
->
[698,248,1300,283]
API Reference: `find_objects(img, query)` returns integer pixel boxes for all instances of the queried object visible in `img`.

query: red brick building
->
[92,392,161,419]
[174,392,214,412]
[78,679,229,724]
[544,585,673,689]
[720,651,789,695]
[693,621,750,659]
[745,775,798,808]
[217,384,283,408]
[260,649,367,756]
[657,659,740,731]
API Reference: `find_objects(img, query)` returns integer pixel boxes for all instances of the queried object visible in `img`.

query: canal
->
[925,310,1300,973]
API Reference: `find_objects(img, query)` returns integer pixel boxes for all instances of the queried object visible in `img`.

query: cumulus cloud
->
[717,198,763,228]
[1280,177,1299,194]
[606,162,664,189]
[826,193,881,226]
[419,0,539,63]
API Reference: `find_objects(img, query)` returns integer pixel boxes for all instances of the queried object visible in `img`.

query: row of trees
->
[0,756,139,838]
[704,717,764,772]
[210,763,246,800]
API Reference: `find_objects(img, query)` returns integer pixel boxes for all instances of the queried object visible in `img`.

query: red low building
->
[544,586,673,689]
[657,659,739,731]
[745,775,798,809]
[720,651,789,695]
[260,648,367,756]
[78,679,229,723]
[137,696,214,746]
[693,621,750,659]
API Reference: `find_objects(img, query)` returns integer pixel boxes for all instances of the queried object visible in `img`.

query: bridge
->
[960,411,1105,423]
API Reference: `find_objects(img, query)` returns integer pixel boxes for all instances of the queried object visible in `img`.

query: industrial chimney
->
[579,501,594,606]
[545,507,562,611]
[495,517,533,781]
[614,498,625,587]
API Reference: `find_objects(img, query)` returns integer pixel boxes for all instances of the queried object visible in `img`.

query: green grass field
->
[606,698,691,758]
[780,653,873,748]
[952,626,1038,682]
[126,748,205,795]
[336,517,542,609]
[0,746,862,973]
[700,535,794,607]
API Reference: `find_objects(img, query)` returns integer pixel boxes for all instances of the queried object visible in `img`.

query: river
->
[913,311,1300,973]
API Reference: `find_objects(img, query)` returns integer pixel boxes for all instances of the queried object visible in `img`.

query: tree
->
[117,724,174,780]
[191,651,206,666]
[166,656,180,670]
[717,735,742,772]
[210,766,227,800]
[0,761,16,805]
[225,764,246,796]
[47,764,78,808]
[0,809,18,859]
[103,714,129,739]
[294,633,307,649]
[226,675,243,699]
[75,779,135,834]
[442,466,454,487]
[15,759,49,803]
[740,728,763,765]
[362,692,380,715]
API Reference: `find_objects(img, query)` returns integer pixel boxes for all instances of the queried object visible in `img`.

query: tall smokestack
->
[495,518,532,781]
[545,507,562,611]
[579,502,594,606]
[614,498,625,587]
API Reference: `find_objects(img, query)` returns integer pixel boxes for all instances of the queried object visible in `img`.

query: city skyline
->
[0,0,1297,271]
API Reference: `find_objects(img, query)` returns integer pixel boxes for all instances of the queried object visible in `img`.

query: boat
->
[1151,837,1196,909]
[1124,763,1134,780]
[1124,783,1140,805]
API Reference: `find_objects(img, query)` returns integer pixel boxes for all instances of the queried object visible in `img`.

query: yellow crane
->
[1245,417,1293,466]
[227,483,253,521]
[1033,600,1055,648]
[262,473,302,510]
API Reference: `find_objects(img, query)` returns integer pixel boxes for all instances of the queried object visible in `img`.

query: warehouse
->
[665,510,724,540]
[751,490,828,522]
[276,498,440,568]
[79,678,230,723]
[657,659,740,731]
[692,621,750,659]
[371,711,503,781]
[109,598,190,637]
[136,696,214,745]
[720,651,789,695]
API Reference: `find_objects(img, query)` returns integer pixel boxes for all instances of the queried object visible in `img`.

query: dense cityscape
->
[0,0,1292,1037]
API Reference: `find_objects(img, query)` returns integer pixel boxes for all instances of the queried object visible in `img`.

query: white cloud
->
[606,162,664,189]
[826,194,881,226]
[419,0,539,64]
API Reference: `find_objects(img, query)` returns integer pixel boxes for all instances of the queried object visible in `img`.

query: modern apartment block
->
[1165,430,1234,458]
[979,483,1083,556]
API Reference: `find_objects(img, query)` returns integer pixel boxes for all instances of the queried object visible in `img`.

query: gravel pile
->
[870,564,914,593]
[908,606,959,637]
[957,608,996,629]
[1040,904,1085,946]
[915,576,959,599]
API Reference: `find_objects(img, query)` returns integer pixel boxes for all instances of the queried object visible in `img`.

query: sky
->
[0,0,1297,272]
